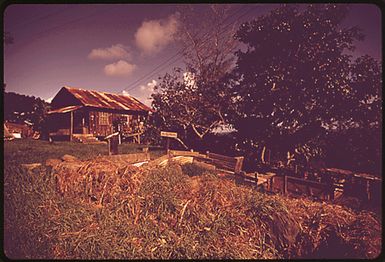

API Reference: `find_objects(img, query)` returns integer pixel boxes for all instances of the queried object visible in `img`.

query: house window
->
[99,112,109,125]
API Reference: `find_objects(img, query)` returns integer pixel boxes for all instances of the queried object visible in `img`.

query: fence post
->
[234,156,244,174]
[107,139,111,155]
[329,184,335,200]
[254,172,259,189]
[283,174,288,195]
[108,136,119,155]
[166,137,170,151]
[69,111,73,142]
[268,176,273,192]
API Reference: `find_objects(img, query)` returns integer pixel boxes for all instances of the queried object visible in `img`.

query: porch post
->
[69,111,73,141]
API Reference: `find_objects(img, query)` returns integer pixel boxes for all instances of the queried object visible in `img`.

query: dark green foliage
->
[322,55,382,174]
[224,4,381,173]
[4,91,50,133]
[230,4,364,158]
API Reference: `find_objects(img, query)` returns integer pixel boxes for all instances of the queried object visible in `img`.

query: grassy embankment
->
[3,139,382,259]
[4,139,164,164]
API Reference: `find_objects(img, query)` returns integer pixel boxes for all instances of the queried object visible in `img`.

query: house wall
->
[48,108,147,139]
[88,110,144,137]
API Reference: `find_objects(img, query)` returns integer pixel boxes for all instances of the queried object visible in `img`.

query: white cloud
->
[45,96,54,103]
[139,79,157,92]
[122,90,130,96]
[104,60,136,77]
[88,44,131,60]
[138,79,157,106]
[135,13,179,55]
[123,79,157,106]
[183,72,196,88]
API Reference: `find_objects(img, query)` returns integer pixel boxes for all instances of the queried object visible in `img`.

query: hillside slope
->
[4,156,381,259]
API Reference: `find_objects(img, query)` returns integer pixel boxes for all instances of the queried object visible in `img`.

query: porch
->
[47,106,145,143]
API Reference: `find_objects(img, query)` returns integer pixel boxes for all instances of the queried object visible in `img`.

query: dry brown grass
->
[4,156,381,259]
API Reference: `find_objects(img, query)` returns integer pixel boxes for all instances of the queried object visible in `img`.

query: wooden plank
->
[241,172,255,179]
[194,155,210,161]
[169,150,201,157]
[105,132,119,140]
[170,156,194,165]
[148,154,170,167]
[207,152,238,163]
[287,176,329,189]
[234,157,244,174]
[104,152,150,163]
[284,175,288,195]
[192,160,216,170]
[216,168,235,175]
[210,159,237,170]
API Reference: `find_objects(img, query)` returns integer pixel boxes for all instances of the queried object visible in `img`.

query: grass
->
[4,139,165,164]
[3,139,382,259]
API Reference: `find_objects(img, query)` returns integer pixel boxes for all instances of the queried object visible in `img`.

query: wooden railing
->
[206,152,244,174]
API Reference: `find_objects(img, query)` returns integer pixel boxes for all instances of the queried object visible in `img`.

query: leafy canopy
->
[229,4,371,161]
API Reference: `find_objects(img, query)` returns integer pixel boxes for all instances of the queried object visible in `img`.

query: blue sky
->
[3,4,381,105]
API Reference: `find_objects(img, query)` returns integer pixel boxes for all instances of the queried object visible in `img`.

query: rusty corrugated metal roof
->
[48,105,83,114]
[63,86,152,112]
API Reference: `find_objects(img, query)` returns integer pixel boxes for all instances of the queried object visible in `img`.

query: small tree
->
[150,5,238,144]
[150,68,234,146]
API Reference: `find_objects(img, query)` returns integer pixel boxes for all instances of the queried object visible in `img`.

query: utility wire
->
[124,5,248,92]
[124,5,247,91]
[11,5,118,47]
[8,5,75,31]
[124,4,260,92]
[5,5,119,81]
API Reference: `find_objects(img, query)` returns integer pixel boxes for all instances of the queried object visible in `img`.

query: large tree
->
[324,55,382,174]
[229,4,372,164]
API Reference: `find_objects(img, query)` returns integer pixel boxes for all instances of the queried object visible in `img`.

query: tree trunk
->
[261,146,266,164]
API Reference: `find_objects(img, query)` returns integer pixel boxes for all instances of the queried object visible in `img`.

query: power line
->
[124,5,247,92]
[12,5,118,47]
[124,4,260,92]
[5,5,120,81]
[8,5,75,31]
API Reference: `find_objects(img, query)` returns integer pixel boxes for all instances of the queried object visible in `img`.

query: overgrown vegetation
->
[4,140,381,259]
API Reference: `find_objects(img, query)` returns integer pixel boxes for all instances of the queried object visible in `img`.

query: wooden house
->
[47,86,152,142]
